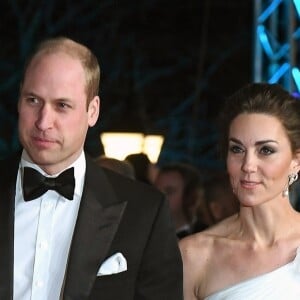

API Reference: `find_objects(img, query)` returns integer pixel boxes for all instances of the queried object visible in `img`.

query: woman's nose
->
[241,152,257,173]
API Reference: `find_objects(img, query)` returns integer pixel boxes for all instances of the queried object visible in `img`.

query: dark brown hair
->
[219,83,300,157]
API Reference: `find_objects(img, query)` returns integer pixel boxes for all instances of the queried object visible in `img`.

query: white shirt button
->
[39,241,49,250]
[35,280,44,287]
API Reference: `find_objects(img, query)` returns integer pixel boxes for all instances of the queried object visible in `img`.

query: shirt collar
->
[20,150,86,198]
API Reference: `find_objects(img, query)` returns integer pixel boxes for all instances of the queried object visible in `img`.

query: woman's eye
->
[260,146,275,155]
[229,145,243,153]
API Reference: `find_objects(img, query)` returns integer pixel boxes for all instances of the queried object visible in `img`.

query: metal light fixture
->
[100,132,164,163]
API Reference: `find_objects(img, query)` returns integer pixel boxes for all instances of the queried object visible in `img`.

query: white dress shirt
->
[14,150,86,300]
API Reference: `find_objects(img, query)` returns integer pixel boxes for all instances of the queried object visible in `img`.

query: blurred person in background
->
[154,162,210,239]
[204,171,239,224]
[125,152,158,184]
[94,155,135,179]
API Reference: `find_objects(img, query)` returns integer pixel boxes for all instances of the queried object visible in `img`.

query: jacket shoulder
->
[0,152,20,176]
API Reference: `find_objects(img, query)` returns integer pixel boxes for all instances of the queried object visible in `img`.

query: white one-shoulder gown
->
[205,247,300,300]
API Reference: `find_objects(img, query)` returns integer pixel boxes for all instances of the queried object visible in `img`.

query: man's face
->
[155,171,184,215]
[18,52,99,174]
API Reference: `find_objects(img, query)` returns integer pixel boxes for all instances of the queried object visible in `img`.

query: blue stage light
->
[293,0,300,17]
[268,63,290,83]
[258,0,282,23]
[292,67,300,91]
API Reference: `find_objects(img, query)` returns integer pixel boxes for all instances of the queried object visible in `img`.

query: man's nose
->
[35,105,54,131]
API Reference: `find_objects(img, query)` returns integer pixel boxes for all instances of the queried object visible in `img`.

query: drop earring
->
[283,173,299,198]
[283,186,289,197]
[288,173,298,185]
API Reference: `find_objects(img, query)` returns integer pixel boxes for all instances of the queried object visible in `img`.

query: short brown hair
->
[20,37,100,104]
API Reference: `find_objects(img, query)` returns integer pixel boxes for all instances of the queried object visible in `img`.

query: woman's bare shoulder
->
[179,220,230,266]
[179,215,239,299]
[179,231,214,299]
[180,215,238,257]
[179,231,212,262]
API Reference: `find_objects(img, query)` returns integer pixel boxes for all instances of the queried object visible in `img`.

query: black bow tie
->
[23,167,75,201]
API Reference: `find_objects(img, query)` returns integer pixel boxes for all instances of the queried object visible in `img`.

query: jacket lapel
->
[62,157,127,300]
[0,156,19,300]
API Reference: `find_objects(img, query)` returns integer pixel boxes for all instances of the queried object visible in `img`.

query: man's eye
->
[57,102,70,109]
[27,97,38,104]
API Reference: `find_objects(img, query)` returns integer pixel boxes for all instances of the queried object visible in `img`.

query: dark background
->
[0,0,253,172]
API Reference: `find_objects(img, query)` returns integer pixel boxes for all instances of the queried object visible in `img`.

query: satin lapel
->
[62,157,127,300]
[0,156,19,299]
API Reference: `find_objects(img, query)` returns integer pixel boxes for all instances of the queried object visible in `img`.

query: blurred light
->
[143,135,164,163]
[268,62,290,83]
[292,67,300,91]
[257,25,274,58]
[294,0,300,17]
[293,27,300,39]
[100,132,164,163]
[292,91,300,98]
[258,0,282,23]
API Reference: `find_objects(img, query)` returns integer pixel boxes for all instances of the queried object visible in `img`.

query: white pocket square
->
[97,252,127,276]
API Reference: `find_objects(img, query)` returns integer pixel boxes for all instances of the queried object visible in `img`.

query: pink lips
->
[240,180,260,189]
[32,136,56,148]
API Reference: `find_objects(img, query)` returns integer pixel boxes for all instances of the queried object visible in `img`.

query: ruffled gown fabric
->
[204,247,300,300]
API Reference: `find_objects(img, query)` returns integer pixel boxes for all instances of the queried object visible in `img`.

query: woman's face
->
[226,113,300,207]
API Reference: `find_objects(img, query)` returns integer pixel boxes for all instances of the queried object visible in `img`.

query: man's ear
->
[88,96,100,127]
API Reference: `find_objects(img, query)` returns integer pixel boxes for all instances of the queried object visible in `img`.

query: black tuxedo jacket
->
[0,154,183,299]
